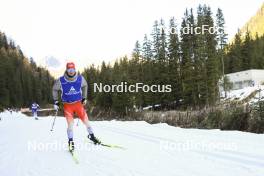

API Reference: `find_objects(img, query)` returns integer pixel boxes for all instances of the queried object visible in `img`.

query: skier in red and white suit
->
[52,62,100,151]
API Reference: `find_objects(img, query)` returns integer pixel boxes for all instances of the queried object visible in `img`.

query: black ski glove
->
[81,98,87,105]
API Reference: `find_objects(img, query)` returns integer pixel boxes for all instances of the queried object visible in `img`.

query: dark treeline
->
[225,31,264,73]
[0,32,54,109]
[83,4,228,114]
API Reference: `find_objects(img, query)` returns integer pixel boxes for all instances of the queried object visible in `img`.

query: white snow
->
[0,111,264,176]
[221,85,264,104]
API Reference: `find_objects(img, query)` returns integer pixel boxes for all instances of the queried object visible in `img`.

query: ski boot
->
[68,138,75,152]
[88,134,101,145]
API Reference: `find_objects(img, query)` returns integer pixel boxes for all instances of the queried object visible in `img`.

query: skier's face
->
[67,68,76,76]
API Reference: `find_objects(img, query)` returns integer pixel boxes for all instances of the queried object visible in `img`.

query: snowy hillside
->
[0,111,264,176]
[221,85,264,104]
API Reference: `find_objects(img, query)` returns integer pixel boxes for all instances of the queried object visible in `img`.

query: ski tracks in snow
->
[96,122,264,176]
[1,116,264,176]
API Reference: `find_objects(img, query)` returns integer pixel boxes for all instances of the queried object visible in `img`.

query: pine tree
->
[158,19,167,61]
[142,34,152,60]
[241,30,253,70]
[194,4,208,107]
[227,31,243,73]
[180,8,197,107]
[216,8,228,50]
[203,6,219,105]
[167,17,182,107]
[95,61,113,109]
[151,20,161,60]
[133,41,141,58]
[215,8,228,97]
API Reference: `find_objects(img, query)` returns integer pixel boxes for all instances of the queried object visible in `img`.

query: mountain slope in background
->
[240,3,264,38]
[0,111,264,176]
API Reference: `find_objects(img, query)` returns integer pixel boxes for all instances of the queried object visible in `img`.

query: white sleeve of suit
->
[81,76,88,99]
[52,79,61,101]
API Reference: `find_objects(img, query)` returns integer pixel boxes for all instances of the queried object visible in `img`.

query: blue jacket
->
[31,103,39,112]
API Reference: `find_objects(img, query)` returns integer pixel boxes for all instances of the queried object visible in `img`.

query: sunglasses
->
[67,68,76,73]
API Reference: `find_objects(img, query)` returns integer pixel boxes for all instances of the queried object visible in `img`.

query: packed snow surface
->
[0,111,264,176]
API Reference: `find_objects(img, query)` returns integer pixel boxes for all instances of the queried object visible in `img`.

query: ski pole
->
[76,118,80,126]
[50,110,58,131]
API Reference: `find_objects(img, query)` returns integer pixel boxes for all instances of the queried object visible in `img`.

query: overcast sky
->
[0,0,263,76]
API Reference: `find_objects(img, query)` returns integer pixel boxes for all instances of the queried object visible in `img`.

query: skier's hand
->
[81,98,87,105]
[54,101,60,111]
